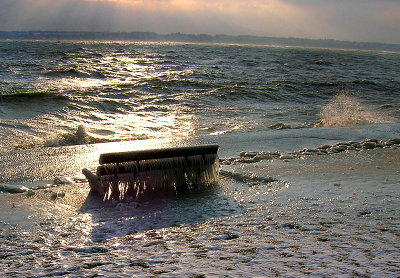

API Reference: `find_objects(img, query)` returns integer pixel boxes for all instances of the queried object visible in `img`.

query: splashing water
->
[44,125,109,147]
[317,93,394,127]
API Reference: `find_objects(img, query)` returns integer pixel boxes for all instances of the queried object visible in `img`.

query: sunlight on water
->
[114,112,196,138]
[59,77,118,88]
[1,40,400,278]
[1,41,399,152]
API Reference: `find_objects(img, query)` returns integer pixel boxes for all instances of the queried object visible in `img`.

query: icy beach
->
[1,40,399,276]
[0,133,399,277]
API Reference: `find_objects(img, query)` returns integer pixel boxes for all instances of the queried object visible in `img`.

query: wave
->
[43,68,106,79]
[352,79,377,86]
[44,125,111,147]
[0,91,69,120]
[12,125,107,150]
[316,93,395,127]
[142,77,211,89]
[219,170,276,185]
[301,80,341,87]
[0,177,75,194]
[44,126,151,148]
[43,68,89,78]
[12,125,152,151]
[311,59,333,66]
[1,91,68,101]
[268,122,313,130]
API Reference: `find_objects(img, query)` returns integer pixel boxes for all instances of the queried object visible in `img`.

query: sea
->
[0,40,399,277]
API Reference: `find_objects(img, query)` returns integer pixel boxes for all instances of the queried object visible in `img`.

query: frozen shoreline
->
[1,147,399,276]
[1,39,400,276]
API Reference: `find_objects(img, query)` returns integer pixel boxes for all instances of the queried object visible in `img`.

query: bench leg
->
[82,168,105,196]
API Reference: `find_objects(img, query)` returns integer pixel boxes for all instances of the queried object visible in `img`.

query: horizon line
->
[1,30,400,50]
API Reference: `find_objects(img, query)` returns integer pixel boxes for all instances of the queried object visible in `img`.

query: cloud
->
[0,0,399,43]
[277,0,400,42]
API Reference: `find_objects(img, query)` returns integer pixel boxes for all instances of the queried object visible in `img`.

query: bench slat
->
[99,145,219,165]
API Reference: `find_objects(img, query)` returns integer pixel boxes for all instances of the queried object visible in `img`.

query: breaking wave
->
[317,93,395,127]
[44,125,110,147]
[12,125,152,151]
[12,126,111,150]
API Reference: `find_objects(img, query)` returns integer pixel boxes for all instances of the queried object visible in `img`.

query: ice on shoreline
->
[1,147,399,276]
[221,137,400,165]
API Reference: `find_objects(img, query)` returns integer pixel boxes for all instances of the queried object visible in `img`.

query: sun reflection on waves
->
[113,111,196,139]
[58,77,120,89]
[45,51,185,92]
[68,108,197,145]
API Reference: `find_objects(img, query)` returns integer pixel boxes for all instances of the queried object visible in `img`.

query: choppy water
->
[1,41,399,151]
[0,40,400,276]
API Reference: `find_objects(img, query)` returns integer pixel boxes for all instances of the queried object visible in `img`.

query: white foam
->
[318,93,395,127]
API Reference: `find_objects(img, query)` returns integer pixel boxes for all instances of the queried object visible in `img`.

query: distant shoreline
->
[1,31,399,52]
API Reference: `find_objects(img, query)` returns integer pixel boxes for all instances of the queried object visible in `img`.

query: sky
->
[0,0,399,44]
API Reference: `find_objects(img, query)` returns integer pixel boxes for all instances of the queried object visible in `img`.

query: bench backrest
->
[99,144,219,165]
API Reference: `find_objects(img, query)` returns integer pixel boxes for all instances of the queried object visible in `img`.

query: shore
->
[1,147,399,276]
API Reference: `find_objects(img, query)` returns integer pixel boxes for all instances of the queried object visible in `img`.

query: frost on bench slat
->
[82,145,220,201]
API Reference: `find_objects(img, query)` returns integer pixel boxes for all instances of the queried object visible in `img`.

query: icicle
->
[97,154,219,200]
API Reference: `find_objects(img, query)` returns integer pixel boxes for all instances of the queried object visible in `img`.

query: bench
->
[82,145,219,200]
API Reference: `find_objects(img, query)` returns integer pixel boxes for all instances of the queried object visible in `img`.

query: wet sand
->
[1,148,399,276]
